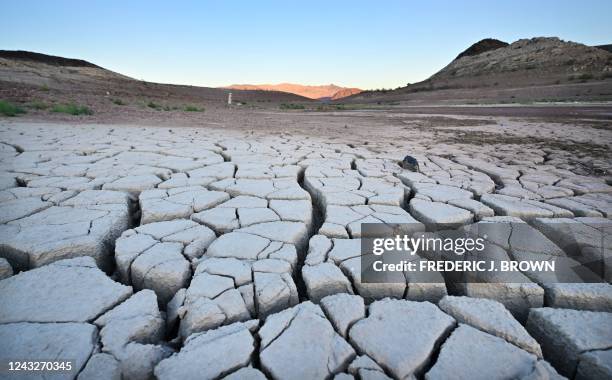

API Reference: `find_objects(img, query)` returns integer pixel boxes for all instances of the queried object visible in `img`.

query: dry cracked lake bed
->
[0,116,611,380]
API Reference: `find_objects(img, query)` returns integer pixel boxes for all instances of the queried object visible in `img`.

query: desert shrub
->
[147,101,161,110]
[28,100,49,110]
[111,98,125,105]
[184,105,204,112]
[0,100,26,116]
[51,103,93,115]
[280,103,305,110]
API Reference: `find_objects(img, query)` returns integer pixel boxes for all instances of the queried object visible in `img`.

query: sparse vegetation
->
[51,103,93,116]
[280,103,305,110]
[184,105,204,112]
[569,73,595,82]
[111,98,125,105]
[315,104,346,111]
[314,103,380,111]
[0,100,27,116]
[40,84,50,92]
[147,101,161,110]
[146,101,184,111]
[28,100,49,110]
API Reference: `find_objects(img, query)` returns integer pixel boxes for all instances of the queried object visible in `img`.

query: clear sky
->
[2,0,611,90]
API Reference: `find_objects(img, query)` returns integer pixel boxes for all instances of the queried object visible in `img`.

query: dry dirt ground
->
[0,108,611,379]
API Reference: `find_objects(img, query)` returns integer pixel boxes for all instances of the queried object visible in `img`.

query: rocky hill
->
[455,38,509,60]
[0,50,104,69]
[345,37,612,104]
[595,44,612,53]
[226,83,362,100]
[0,50,132,87]
[429,37,611,86]
[0,50,309,112]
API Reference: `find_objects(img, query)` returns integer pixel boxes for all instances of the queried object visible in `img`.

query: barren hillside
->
[431,37,611,85]
[0,50,311,114]
[345,37,612,104]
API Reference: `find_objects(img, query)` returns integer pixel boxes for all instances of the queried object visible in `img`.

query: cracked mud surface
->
[0,118,611,379]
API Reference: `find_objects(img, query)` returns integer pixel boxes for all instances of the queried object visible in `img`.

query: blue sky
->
[2,0,611,89]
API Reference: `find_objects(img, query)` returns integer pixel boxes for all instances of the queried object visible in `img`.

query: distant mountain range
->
[225,83,362,100]
[1,36,610,108]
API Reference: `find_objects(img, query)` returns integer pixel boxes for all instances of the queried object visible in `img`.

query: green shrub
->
[0,100,26,116]
[111,98,125,105]
[280,103,305,110]
[40,84,50,92]
[28,100,49,110]
[51,103,93,115]
[145,101,176,111]
[184,105,204,112]
[147,101,161,110]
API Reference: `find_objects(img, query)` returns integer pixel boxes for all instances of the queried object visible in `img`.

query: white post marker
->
[228,92,232,105]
